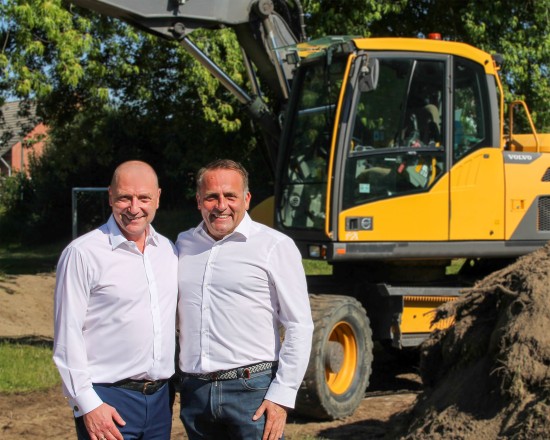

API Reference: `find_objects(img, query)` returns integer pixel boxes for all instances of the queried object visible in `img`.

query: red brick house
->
[0,101,47,177]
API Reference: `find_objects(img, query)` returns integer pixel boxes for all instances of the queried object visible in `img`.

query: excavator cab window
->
[452,57,492,161]
[278,54,347,230]
[343,57,446,209]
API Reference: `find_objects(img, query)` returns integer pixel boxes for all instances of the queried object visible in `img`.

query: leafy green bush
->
[0,173,38,244]
[0,173,33,213]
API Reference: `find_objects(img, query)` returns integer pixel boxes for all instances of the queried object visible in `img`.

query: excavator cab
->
[275,39,522,262]
[276,45,451,249]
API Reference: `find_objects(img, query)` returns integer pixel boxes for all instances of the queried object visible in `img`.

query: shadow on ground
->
[0,335,53,347]
[287,345,421,439]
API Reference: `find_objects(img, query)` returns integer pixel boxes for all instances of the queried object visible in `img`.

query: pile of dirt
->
[401,245,550,439]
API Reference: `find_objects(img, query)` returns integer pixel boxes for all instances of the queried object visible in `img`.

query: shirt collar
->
[193,212,252,242]
[107,214,159,250]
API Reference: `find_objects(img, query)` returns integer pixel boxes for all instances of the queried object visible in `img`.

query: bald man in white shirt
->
[53,160,178,440]
[176,159,314,440]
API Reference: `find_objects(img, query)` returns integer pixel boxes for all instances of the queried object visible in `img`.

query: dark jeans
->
[179,369,281,440]
[75,382,171,440]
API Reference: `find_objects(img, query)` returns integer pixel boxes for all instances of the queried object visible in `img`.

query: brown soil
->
[405,245,550,440]
[4,246,549,440]
[0,272,419,440]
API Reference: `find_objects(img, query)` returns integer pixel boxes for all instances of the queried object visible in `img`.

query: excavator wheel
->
[295,294,373,420]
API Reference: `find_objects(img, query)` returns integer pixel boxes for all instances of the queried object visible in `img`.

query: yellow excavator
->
[72,0,550,420]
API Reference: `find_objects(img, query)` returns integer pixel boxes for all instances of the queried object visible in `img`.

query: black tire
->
[295,294,373,420]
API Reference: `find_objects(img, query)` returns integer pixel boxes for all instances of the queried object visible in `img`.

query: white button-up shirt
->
[53,215,178,416]
[176,213,313,408]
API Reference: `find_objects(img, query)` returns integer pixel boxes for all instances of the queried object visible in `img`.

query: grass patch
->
[303,259,332,275]
[447,258,466,275]
[0,342,60,393]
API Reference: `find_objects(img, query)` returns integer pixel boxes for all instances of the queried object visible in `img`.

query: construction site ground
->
[2,243,549,440]
[0,272,419,440]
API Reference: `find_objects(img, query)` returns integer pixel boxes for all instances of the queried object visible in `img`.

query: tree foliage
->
[1,0,265,242]
[0,0,549,242]
[304,0,549,130]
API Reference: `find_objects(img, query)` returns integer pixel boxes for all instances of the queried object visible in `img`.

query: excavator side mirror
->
[359,57,379,92]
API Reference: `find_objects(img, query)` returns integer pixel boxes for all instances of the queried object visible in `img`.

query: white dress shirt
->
[53,215,178,417]
[176,213,313,409]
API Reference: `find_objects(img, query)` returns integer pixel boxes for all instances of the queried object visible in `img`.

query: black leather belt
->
[112,379,168,395]
[184,361,278,381]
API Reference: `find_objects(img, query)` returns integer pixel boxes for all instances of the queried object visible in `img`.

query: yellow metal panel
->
[504,154,550,239]
[352,38,497,75]
[401,295,456,334]
[510,134,550,153]
[249,196,274,228]
[450,148,505,240]
[338,175,449,242]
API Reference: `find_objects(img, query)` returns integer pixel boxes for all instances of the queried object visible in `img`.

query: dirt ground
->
[0,272,420,440]
[6,249,548,440]
[405,247,550,439]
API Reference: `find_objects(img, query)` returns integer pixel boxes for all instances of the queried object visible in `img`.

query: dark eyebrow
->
[204,191,239,198]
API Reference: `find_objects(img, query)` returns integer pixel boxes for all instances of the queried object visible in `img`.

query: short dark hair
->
[196,159,249,193]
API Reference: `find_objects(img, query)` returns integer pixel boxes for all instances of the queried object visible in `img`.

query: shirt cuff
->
[69,387,103,417]
[264,381,298,409]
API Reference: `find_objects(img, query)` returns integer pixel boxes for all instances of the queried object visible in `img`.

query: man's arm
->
[53,246,101,414]
[53,245,126,436]
[260,236,314,434]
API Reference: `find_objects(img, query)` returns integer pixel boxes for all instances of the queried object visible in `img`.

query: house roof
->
[0,101,40,158]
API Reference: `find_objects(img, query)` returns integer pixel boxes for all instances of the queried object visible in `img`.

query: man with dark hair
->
[176,159,313,440]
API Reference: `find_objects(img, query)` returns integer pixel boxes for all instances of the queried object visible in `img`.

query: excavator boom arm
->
[71,0,306,172]
[72,0,284,39]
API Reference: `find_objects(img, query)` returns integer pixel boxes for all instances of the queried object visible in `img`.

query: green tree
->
[367,0,550,131]
[302,0,406,37]
[303,0,549,130]
[1,0,265,243]
[1,0,549,243]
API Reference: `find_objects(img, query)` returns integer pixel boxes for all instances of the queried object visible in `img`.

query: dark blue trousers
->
[75,383,172,440]
[179,369,283,440]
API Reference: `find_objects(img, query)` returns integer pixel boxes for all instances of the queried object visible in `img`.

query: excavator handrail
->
[508,100,540,152]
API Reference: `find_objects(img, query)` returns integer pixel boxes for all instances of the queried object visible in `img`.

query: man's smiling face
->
[109,162,160,243]
[196,168,251,241]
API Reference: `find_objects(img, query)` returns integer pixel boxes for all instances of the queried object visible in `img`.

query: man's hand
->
[83,403,126,440]
[252,399,288,440]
